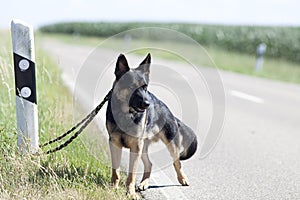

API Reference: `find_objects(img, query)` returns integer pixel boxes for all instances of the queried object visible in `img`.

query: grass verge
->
[39,32,300,84]
[0,30,127,199]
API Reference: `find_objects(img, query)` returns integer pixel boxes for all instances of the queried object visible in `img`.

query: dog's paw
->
[137,179,149,191]
[127,191,142,200]
[127,184,142,200]
[110,180,120,189]
[178,177,189,186]
[110,184,119,190]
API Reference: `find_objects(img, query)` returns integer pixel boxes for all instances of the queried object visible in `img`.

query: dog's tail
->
[177,119,198,161]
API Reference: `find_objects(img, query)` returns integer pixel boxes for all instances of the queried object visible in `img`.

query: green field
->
[40,32,300,84]
[0,31,127,199]
[40,22,300,63]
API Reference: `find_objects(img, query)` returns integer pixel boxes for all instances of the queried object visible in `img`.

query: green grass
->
[0,31,128,199]
[40,32,300,84]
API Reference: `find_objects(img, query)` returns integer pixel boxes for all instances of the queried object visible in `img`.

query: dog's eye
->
[142,84,148,91]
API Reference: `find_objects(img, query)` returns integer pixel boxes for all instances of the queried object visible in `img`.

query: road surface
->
[40,39,300,199]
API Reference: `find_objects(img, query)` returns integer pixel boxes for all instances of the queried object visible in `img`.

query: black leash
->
[41,90,112,154]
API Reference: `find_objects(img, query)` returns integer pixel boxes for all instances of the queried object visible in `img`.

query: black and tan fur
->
[106,53,198,199]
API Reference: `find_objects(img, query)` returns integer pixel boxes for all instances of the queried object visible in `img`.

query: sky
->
[1,0,300,29]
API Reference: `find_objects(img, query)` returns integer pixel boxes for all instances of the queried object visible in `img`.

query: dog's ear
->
[115,54,129,80]
[137,53,151,74]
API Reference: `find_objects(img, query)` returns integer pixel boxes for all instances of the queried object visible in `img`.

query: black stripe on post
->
[13,53,37,104]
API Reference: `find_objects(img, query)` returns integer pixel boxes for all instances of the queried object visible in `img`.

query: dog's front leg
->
[137,140,152,191]
[109,138,122,189]
[126,139,144,199]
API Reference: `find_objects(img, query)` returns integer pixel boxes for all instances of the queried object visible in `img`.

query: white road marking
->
[230,90,264,104]
[150,169,188,200]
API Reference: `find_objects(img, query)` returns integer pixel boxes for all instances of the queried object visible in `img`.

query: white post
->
[11,19,39,154]
[255,43,267,72]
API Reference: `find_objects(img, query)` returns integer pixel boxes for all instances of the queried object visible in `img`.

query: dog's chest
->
[130,112,145,125]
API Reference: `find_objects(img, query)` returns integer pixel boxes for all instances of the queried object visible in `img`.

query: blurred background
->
[2,0,300,81]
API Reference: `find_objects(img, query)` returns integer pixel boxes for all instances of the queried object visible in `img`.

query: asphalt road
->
[41,39,300,199]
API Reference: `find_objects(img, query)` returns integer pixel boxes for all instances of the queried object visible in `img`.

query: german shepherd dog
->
[106,53,198,199]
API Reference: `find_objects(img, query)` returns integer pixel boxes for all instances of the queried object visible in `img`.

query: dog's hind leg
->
[173,158,189,186]
[164,139,189,186]
[126,139,144,199]
[109,139,122,189]
[137,140,152,191]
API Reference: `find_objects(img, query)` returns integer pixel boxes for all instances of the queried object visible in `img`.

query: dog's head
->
[113,53,151,113]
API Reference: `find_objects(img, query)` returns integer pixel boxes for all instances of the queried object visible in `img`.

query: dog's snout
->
[142,100,150,109]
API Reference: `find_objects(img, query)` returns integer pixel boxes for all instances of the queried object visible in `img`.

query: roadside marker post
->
[255,43,267,72]
[11,20,39,154]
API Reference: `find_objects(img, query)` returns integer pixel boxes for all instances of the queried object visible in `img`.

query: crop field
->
[39,28,300,84]
[40,22,300,63]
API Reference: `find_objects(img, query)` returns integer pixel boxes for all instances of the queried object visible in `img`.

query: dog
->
[106,53,198,199]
